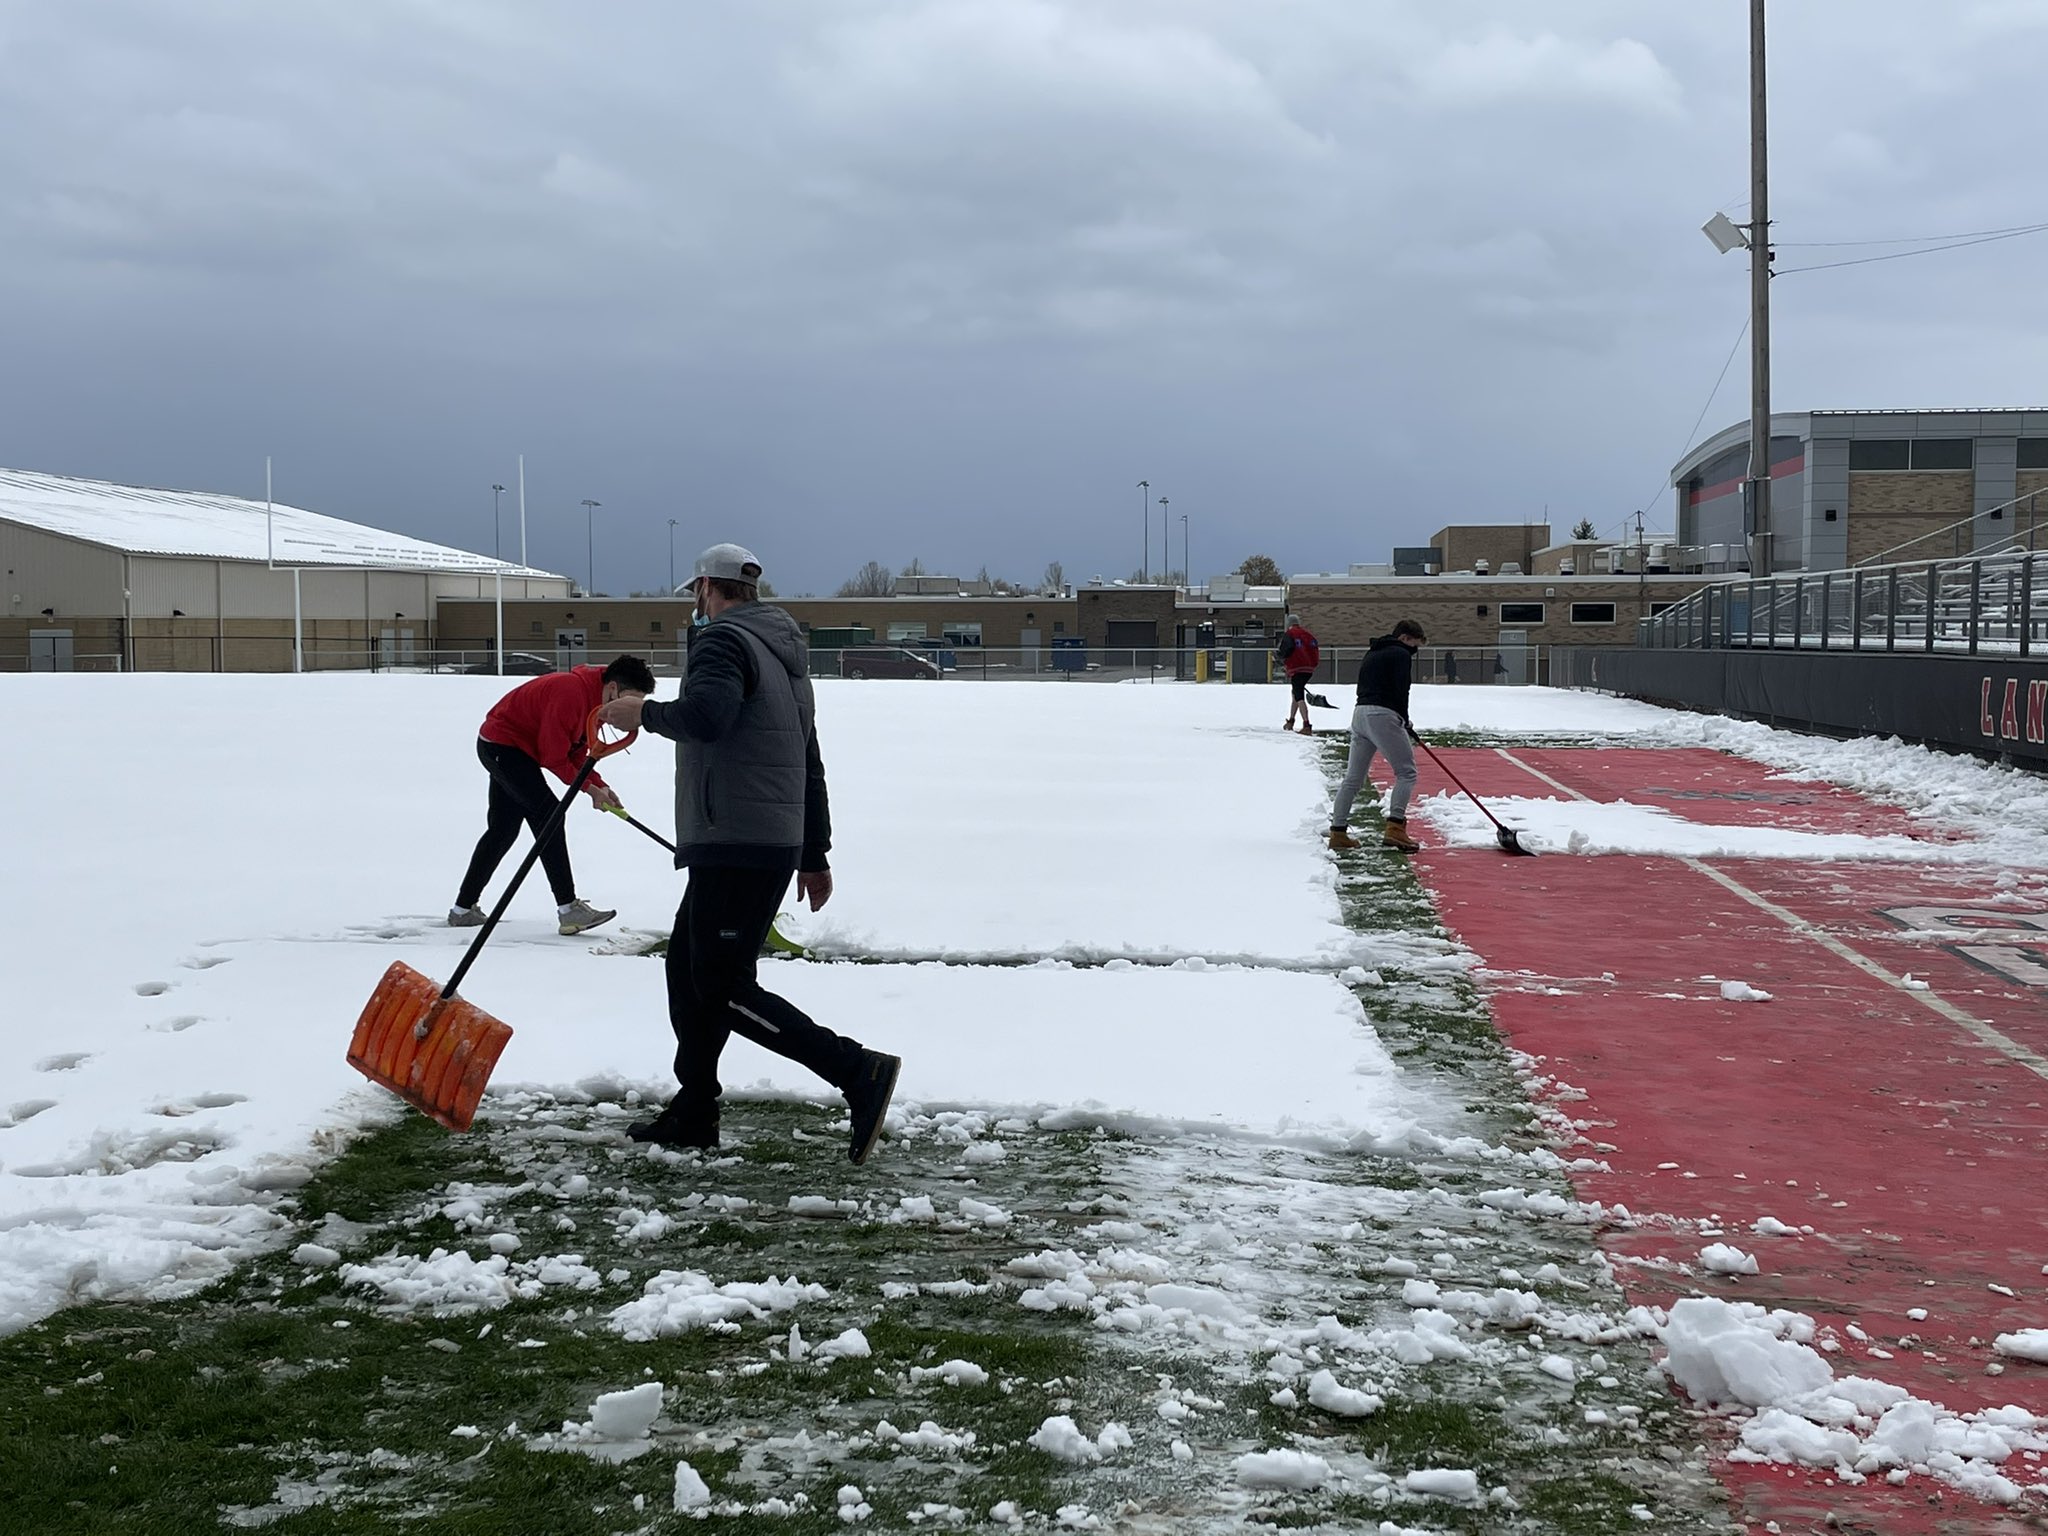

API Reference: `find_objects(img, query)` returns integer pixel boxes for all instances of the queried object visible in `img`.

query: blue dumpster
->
[1051,636,1088,673]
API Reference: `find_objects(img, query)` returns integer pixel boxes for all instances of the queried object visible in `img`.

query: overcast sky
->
[3,2,2045,594]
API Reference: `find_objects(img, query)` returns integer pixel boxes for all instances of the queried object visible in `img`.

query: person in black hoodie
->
[1328,619,1425,852]
[596,542,900,1164]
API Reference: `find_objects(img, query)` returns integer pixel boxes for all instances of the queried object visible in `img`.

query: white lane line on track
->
[1490,747,2048,1085]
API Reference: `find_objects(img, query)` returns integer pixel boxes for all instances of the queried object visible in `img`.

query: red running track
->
[1405,747,2048,1535]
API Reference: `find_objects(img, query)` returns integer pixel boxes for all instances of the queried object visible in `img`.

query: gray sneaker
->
[447,906,486,928]
[557,900,617,936]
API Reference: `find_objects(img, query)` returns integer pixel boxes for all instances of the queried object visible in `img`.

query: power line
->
[1776,222,2048,275]
[1613,312,1752,543]
[1774,217,2048,250]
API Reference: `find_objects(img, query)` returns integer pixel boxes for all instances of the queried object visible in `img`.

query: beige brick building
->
[1844,470,1974,566]
[1430,523,1551,575]
[1286,573,1709,656]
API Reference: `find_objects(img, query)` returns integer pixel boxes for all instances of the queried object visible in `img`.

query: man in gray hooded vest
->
[598,542,901,1163]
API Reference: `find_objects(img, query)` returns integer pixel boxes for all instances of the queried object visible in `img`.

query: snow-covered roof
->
[0,467,562,578]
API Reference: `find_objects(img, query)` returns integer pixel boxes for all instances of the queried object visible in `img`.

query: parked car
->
[838,646,941,680]
[464,652,553,676]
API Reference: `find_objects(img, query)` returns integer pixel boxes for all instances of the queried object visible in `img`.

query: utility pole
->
[1181,513,1189,594]
[1158,497,1170,584]
[491,484,505,560]
[668,518,679,593]
[1636,509,1648,621]
[581,499,601,595]
[1137,481,1149,582]
[1746,0,1773,577]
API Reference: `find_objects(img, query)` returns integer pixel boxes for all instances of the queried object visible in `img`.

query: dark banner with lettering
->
[1553,648,2048,767]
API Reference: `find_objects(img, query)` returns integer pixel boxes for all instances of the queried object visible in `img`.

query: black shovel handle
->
[1410,733,1515,835]
[606,806,678,855]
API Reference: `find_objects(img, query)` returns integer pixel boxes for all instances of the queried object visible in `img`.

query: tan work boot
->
[1327,826,1360,851]
[1381,818,1419,853]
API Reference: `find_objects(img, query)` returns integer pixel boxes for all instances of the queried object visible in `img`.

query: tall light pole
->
[667,518,679,593]
[1137,480,1149,582]
[1702,0,1774,577]
[1181,513,1189,593]
[1158,497,1169,584]
[581,499,601,595]
[1746,0,1772,577]
[491,483,505,560]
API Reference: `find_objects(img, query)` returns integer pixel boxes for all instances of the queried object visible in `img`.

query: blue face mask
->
[691,609,709,628]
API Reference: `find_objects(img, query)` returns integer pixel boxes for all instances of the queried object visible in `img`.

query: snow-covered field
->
[7,670,2048,1520]
[2,674,1532,1335]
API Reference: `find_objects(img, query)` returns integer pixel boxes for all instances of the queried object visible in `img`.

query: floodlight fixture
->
[1702,211,1749,255]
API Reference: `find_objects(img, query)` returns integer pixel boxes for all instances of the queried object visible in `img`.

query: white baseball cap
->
[692,543,764,584]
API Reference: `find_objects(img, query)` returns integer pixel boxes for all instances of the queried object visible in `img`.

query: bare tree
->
[1041,560,1065,593]
[836,560,896,598]
[900,557,926,578]
[1237,554,1283,585]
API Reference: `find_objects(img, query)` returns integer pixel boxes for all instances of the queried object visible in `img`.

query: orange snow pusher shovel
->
[347,703,637,1130]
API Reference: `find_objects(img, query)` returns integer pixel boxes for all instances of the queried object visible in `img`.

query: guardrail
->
[1639,547,2048,657]
[2,640,1557,683]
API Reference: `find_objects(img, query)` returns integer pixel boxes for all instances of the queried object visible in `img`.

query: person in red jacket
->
[450,656,656,935]
[1276,614,1321,734]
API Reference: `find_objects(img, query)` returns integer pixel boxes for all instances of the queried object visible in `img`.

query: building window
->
[1910,438,1972,470]
[941,622,983,646]
[1649,601,1678,616]
[649,620,661,633]
[1498,602,1544,624]
[1848,439,1911,470]
[2017,438,2048,469]
[1848,438,1973,470]
[598,620,611,634]
[530,621,543,635]
[1570,602,1617,624]
[886,622,927,642]
[1053,621,1066,633]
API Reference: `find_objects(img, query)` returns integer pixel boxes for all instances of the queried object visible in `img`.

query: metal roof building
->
[0,468,571,671]
[1671,409,2048,574]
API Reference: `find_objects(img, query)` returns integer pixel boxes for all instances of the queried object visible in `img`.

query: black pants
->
[665,864,865,1116]
[456,740,578,909]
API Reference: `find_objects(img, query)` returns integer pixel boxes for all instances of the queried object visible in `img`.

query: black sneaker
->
[844,1051,901,1166]
[626,1102,719,1151]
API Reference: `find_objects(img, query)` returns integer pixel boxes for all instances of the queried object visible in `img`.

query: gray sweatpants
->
[1331,705,1416,826]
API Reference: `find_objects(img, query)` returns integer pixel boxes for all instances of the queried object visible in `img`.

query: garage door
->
[1104,620,1159,668]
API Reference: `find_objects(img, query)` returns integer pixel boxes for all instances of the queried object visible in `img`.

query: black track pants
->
[665,864,865,1114]
[455,740,578,909]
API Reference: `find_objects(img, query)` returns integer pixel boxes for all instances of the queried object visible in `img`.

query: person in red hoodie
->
[449,656,656,935]
[1276,613,1321,734]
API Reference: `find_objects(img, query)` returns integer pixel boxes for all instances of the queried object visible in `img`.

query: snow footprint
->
[351,923,422,942]
[2,1099,58,1128]
[180,955,231,971]
[153,1092,247,1118]
[35,1052,92,1073]
[134,981,171,997]
[149,1015,205,1034]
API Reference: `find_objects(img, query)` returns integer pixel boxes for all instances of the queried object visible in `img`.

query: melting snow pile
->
[609,1271,829,1341]
[1660,1298,2048,1504]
